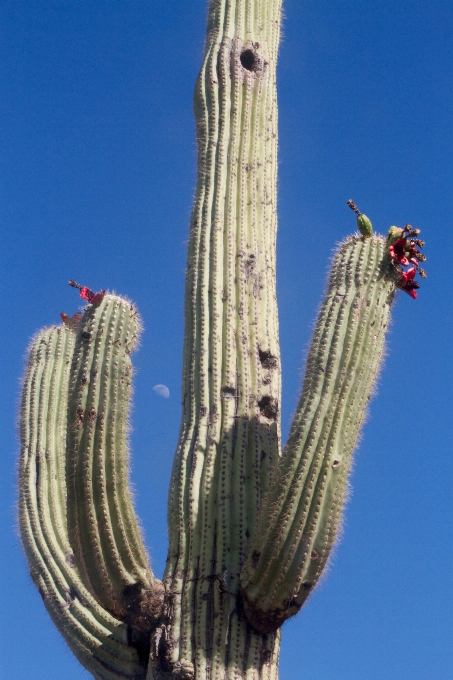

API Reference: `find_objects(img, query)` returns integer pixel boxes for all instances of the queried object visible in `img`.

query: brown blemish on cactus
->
[241,591,301,634]
[63,587,78,608]
[259,649,272,670]
[65,553,76,568]
[251,551,261,568]
[76,408,85,426]
[121,579,165,633]
[244,254,256,279]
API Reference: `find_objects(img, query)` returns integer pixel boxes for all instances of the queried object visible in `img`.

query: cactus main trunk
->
[162,1,283,677]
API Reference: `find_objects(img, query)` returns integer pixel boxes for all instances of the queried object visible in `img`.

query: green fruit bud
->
[357,213,373,237]
[386,225,404,245]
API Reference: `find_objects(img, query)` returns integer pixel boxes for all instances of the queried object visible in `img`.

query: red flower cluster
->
[68,280,106,305]
[387,225,426,299]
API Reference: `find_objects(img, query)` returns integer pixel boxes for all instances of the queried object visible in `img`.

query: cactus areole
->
[19,1,426,679]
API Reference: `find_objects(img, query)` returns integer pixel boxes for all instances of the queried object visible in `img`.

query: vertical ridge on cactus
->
[18,1,422,678]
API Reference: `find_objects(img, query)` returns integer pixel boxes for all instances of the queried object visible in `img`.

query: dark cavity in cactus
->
[19,1,426,678]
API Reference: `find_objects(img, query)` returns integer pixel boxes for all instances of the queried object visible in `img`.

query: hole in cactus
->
[240,49,257,71]
[221,386,236,398]
[259,348,278,370]
[332,459,340,468]
[302,581,312,591]
[286,597,302,609]
[258,395,278,420]
[310,550,319,560]
[81,331,91,341]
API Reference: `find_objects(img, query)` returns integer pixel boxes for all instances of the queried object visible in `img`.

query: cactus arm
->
[19,325,148,679]
[162,0,283,674]
[67,295,164,632]
[240,234,397,632]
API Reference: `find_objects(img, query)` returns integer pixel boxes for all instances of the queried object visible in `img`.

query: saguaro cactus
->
[19,1,426,679]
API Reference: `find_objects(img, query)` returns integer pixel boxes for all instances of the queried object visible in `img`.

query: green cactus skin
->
[19,324,150,679]
[67,295,164,633]
[18,1,412,678]
[240,235,396,632]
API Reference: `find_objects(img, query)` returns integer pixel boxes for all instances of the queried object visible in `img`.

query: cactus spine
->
[19,1,425,678]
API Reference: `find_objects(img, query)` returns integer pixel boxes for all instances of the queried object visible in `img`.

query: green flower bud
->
[386,226,404,245]
[357,213,373,237]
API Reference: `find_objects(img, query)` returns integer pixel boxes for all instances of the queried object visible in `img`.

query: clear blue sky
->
[1,1,452,678]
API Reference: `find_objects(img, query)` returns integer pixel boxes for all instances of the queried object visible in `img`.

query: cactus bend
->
[19,1,426,678]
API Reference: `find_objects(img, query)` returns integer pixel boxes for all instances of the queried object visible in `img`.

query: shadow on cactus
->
[18,1,427,678]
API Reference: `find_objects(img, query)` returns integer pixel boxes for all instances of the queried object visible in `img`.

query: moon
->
[153,384,170,399]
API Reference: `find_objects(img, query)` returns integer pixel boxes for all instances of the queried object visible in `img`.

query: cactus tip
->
[347,199,372,237]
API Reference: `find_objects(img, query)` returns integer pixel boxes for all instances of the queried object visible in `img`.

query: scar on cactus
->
[19,1,425,677]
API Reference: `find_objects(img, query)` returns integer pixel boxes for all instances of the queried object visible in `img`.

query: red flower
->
[399,267,420,299]
[389,238,410,266]
[68,280,106,305]
[79,286,106,305]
